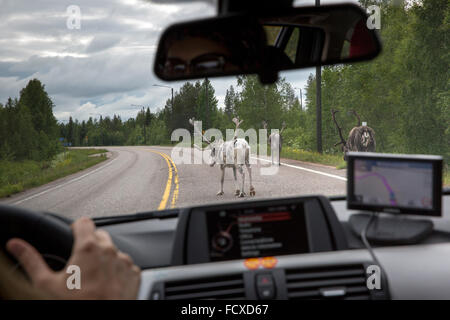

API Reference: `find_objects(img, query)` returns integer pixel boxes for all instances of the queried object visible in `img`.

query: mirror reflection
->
[156,17,266,79]
[154,5,381,82]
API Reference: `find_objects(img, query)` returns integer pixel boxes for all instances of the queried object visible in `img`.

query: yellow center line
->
[148,150,172,210]
[168,156,179,209]
[159,152,179,209]
[148,149,179,210]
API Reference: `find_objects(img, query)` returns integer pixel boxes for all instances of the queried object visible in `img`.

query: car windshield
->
[0,0,448,219]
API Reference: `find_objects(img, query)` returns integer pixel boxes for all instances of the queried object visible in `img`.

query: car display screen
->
[206,204,309,261]
[347,153,442,216]
[354,159,433,209]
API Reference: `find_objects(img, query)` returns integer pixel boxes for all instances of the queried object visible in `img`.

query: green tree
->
[196,78,219,129]
[224,85,238,120]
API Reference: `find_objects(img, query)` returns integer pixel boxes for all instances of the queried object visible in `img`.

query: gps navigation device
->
[347,152,443,216]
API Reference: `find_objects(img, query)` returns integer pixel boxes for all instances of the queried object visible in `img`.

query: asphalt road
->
[0,146,346,219]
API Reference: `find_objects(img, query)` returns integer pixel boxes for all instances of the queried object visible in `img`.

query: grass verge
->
[444,169,450,187]
[281,147,347,169]
[0,148,108,198]
[281,147,450,186]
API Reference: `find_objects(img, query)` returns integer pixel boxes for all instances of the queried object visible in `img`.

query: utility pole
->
[131,105,149,145]
[153,84,174,110]
[170,87,174,145]
[153,84,175,144]
[316,0,322,154]
[294,87,303,110]
[205,77,209,128]
[143,108,146,144]
[264,87,267,121]
[300,88,302,110]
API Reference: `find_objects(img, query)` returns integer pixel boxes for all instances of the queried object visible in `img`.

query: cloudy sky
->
[0,0,359,122]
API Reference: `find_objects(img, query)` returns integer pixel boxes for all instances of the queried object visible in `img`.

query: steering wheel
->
[0,204,74,271]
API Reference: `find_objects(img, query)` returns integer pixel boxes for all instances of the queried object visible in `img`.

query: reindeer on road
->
[189,117,255,197]
[331,109,376,160]
[262,120,286,166]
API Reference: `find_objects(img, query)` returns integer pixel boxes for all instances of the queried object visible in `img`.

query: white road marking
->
[251,156,347,181]
[166,146,346,182]
[12,158,117,205]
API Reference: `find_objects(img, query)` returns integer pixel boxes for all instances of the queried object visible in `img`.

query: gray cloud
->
[0,0,358,121]
[0,0,215,119]
[85,35,121,53]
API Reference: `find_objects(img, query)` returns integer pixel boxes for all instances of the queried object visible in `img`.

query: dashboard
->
[99,194,450,300]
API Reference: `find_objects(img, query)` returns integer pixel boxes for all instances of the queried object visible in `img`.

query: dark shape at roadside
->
[331,109,376,160]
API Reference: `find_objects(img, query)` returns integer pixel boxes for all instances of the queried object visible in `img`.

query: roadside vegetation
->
[0,78,109,198]
[281,147,347,169]
[0,149,107,198]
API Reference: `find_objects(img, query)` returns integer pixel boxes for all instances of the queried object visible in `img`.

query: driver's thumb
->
[6,238,53,284]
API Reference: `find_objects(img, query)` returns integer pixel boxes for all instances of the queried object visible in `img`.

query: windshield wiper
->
[94,208,179,226]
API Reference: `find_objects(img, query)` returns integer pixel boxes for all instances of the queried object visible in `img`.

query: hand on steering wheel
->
[7,217,141,299]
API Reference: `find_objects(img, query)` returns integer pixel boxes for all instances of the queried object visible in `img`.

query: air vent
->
[286,264,371,300]
[164,274,246,300]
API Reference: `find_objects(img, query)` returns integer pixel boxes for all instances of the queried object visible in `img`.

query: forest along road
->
[1,146,346,219]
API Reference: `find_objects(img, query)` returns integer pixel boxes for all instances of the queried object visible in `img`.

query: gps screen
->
[352,158,433,210]
[206,204,309,261]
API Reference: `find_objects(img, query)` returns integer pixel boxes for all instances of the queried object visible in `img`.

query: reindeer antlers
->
[351,110,361,127]
[261,120,286,134]
[232,117,243,140]
[331,109,347,148]
[232,117,243,128]
[189,117,211,144]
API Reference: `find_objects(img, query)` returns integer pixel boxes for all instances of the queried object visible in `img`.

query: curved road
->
[1,146,346,219]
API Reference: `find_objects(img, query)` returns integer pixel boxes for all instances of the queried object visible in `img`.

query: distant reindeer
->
[262,120,286,166]
[189,117,255,197]
[331,109,376,160]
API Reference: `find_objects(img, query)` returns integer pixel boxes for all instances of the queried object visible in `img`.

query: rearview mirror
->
[154,15,266,81]
[154,4,381,84]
